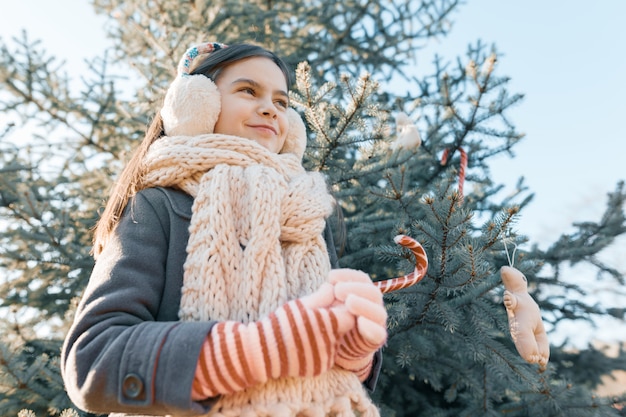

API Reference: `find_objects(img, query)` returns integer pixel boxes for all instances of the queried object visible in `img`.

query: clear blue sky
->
[1,1,625,346]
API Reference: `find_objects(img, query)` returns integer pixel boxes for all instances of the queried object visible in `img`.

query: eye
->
[275,98,288,109]
[239,87,255,95]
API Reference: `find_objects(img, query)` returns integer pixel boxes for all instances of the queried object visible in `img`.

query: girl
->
[61,42,387,416]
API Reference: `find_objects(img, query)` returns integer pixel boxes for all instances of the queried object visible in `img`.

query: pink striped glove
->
[329,269,388,381]
[191,283,354,399]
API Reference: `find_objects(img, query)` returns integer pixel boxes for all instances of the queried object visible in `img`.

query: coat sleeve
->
[61,190,218,415]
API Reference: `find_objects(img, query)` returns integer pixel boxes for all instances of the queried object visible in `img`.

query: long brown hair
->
[92,43,291,257]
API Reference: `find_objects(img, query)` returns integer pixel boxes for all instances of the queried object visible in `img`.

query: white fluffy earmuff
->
[161,42,225,138]
[161,74,221,137]
[160,42,307,160]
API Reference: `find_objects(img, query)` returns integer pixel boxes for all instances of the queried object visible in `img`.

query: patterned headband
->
[177,42,228,76]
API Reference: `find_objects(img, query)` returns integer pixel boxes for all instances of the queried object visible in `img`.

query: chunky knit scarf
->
[141,134,379,416]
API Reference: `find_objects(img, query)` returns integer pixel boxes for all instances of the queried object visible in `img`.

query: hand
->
[329,269,387,380]
[192,282,355,398]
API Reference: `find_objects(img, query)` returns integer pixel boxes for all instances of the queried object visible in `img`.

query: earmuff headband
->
[178,42,228,76]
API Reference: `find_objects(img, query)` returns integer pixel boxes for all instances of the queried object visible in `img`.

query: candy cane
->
[375,235,429,293]
[441,147,468,200]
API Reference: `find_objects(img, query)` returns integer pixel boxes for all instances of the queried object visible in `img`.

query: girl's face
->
[213,57,289,153]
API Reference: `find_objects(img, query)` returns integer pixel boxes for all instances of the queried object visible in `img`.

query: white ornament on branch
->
[390,112,421,151]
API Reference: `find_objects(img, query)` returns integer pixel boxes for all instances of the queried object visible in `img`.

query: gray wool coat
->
[61,187,381,416]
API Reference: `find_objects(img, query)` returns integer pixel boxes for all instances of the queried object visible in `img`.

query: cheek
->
[213,114,226,134]
[279,115,290,144]
[213,100,240,134]
[279,113,290,134]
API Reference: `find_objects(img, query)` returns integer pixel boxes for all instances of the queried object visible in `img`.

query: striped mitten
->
[330,269,388,381]
[191,283,353,399]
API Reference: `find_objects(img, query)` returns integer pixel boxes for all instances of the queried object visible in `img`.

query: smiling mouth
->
[249,125,277,135]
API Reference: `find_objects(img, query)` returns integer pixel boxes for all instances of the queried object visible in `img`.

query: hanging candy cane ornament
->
[441,147,468,201]
[374,235,429,293]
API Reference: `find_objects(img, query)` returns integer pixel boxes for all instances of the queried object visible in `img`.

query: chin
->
[250,139,277,153]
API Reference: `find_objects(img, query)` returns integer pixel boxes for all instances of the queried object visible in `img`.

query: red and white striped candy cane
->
[441,147,468,200]
[375,235,429,293]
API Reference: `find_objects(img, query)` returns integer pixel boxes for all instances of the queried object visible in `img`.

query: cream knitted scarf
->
[141,134,379,417]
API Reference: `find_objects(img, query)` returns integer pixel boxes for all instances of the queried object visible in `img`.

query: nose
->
[258,96,277,118]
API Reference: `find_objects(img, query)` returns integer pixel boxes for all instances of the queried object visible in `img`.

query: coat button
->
[122,373,144,399]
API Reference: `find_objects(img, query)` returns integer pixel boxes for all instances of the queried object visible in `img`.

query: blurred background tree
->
[0,0,624,415]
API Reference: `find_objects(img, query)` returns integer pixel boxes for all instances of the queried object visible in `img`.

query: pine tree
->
[1,1,625,415]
